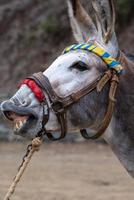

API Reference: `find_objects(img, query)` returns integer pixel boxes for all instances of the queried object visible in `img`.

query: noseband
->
[22,43,123,141]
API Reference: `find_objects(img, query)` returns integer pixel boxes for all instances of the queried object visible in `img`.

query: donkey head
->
[1,0,119,139]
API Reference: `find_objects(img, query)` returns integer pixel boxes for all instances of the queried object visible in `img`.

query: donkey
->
[1,0,134,178]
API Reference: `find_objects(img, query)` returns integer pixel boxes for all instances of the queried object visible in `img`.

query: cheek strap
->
[20,79,45,102]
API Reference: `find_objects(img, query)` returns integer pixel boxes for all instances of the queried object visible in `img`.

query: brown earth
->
[0,141,133,200]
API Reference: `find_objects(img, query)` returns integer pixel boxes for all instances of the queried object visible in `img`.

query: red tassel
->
[20,79,45,102]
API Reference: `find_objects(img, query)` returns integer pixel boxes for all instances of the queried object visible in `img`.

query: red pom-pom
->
[20,79,45,102]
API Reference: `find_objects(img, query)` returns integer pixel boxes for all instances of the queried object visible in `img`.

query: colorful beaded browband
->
[63,43,123,74]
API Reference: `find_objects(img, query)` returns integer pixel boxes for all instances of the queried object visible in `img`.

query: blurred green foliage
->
[24,31,37,48]
[39,17,60,37]
[21,0,134,48]
[39,16,69,45]
[117,0,134,25]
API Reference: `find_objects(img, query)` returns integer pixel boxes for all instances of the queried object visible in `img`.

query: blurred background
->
[0,1,134,199]
[0,0,133,140]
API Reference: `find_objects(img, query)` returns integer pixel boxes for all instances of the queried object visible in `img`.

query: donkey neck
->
[115,54,134,139]
[104,55,134,177]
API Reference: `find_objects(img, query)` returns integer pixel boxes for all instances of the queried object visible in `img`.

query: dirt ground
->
[0,141,133,200]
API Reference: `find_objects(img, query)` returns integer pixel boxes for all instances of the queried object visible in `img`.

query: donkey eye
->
[71,61,88,71]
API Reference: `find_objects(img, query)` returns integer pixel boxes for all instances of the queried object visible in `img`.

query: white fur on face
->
[9,51,102,134]
[3,51,103,135]
[44,51,99,97]
[44,51,100,132]
[11,85,39,107]
[8,51,102,134]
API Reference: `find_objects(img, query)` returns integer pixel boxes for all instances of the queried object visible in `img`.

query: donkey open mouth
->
[5,110,38,136]
[4,111,30,133]
[1,84,47,138]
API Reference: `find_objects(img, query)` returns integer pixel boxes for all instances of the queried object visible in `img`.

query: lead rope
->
[3,137,43,200]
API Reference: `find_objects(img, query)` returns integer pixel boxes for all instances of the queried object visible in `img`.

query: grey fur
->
[67,55,134,178]
[104,58,134,177]
[67,0,97,42]
[92,0,116,42]
[67,0,119,57]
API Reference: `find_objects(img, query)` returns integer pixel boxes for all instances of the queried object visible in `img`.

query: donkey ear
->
[91,0,119,58]
[67,0,97,43]
[92,0,116,43]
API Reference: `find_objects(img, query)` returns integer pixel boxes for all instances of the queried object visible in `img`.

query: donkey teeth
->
[19,121,23,127]
[14,121,24,130]
[23,119,27,124]
[15,123,19,129]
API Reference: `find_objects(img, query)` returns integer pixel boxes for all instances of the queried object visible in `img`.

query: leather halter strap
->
[28,72,101,140]
[80,71,119,139]
[28,72,67,140]
[25,42,123,141]
[28,69,119,141]
[62,43,122,139]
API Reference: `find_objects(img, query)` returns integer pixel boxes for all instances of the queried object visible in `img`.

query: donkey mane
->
[124,54,134,73]
[126,53,134,62]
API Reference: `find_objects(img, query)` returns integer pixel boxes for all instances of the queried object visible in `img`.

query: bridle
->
[22,43,124,141]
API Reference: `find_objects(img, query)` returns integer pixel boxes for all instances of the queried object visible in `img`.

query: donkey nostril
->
[20,98,31,107]
[22,100,27,105]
